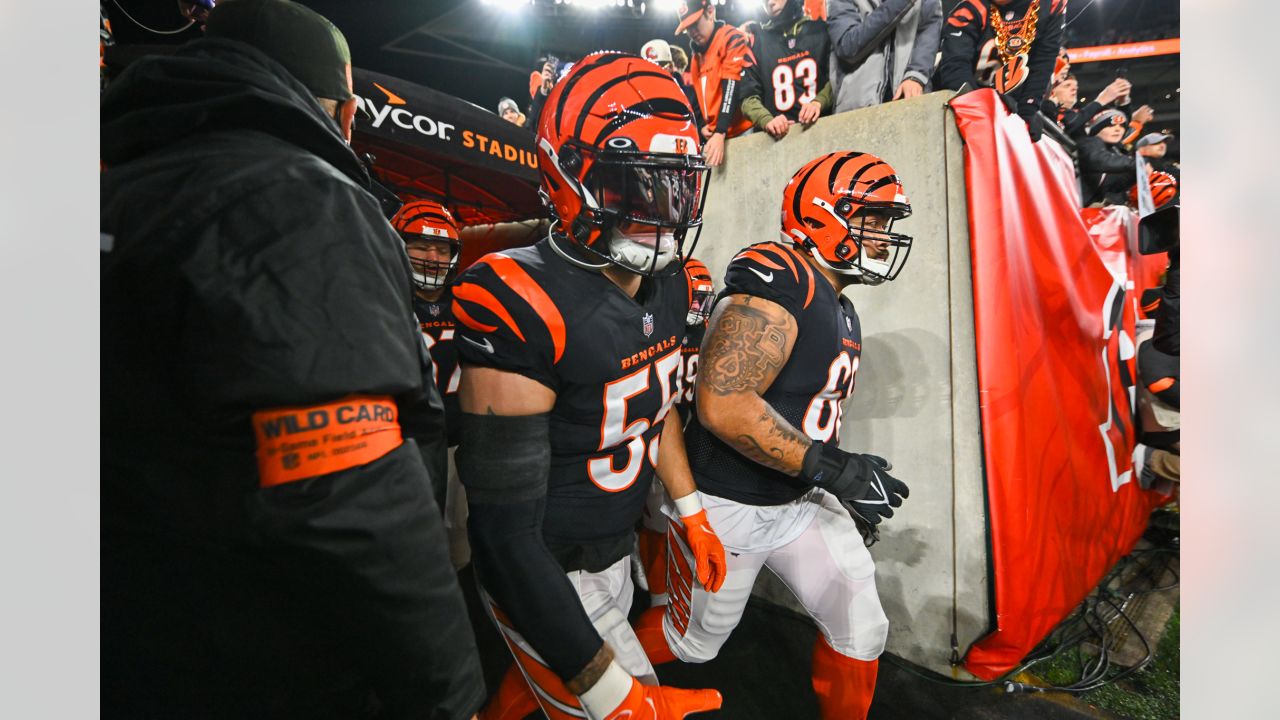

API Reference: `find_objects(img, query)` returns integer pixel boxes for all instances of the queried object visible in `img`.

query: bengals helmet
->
[1128,170,1178,210]
[536,51,708,276]
[391,199,462,291]
[684,257,715,326]
[780,151,912,284]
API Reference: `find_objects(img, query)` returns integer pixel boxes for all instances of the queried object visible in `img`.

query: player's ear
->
[337,97,359,143]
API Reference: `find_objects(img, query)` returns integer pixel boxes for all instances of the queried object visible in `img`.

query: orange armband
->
[252,395,402,488]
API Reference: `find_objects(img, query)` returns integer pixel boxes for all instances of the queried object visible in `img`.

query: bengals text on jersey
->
[452,239,692,572]
[740,9,831,123]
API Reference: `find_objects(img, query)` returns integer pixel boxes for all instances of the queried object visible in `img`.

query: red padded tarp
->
[950,90,1165,679]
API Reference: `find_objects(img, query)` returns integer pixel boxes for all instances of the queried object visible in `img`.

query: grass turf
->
[1033,610,1180,719]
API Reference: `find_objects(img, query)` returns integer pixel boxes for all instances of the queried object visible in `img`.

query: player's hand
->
[603,676,723,720]
[801,443,909,527]
[700,123,714,140]
[764,114,791,138]
[680,509,726,593]
[797,100,822,125]
[702,132,726,167]
[893,78,924,101]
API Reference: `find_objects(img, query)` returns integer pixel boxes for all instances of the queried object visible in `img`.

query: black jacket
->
[1076,136,1136,206]
[101,38,484,719]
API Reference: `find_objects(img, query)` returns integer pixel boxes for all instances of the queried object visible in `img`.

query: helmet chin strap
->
[547,223,613,271]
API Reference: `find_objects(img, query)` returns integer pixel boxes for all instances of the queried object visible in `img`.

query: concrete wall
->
[695,92,990,675]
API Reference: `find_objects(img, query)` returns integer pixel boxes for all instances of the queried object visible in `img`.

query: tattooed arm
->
[696,294,812,476]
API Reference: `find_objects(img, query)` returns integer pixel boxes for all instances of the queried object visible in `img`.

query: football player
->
[453,52,727,720]
[392,199,471,565]
[739,0,833,139]
[635,151,914,720]
[637,258,717,608]
[939,0,1067,141]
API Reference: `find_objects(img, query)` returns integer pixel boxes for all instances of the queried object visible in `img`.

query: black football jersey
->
[742,18,830,122]
[414,289,462,447]
[940,0,1066,118]
[453,239,689,572]
[685,241,862,506]
[678,320,706,425]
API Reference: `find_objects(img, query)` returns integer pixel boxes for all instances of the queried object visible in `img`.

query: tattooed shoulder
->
[700,298,796,396]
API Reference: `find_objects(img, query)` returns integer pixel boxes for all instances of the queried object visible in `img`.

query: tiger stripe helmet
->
[536,51,709,276]
[683,257,715,326]
[780,151,913,284]
[1129,170,1178,211]
[392,199,462,291]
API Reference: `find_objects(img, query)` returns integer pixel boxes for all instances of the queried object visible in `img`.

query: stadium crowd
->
[499,0,1178,212]
[102,1,1179,719]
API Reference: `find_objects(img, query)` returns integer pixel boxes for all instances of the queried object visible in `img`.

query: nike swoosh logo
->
[950,31,963,36]
[461,335,495,354]
[864,471,890,505]
[372,81,406,106]
[747,266,773,283]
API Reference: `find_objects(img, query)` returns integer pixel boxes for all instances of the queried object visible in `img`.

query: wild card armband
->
[252,395,402,487]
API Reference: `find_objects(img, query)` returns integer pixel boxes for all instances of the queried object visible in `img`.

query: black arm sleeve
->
[715,78,738,134]
[456,412,605,682]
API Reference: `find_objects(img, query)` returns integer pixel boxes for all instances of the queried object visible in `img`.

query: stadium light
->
[479,0,530,11]
[652,0,681,12]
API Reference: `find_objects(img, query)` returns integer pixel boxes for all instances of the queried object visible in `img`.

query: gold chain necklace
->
[991,0,1041,62]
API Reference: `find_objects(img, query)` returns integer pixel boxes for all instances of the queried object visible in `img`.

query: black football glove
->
[801,442,909,533]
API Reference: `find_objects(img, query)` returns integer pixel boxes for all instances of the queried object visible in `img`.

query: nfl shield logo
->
[429,304,441,317]
[642,312,655,338]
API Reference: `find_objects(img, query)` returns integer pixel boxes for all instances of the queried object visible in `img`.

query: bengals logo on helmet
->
[674,138,689,155]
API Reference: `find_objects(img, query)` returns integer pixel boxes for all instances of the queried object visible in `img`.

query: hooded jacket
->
[826,0,943,113]
[101,38,484,719]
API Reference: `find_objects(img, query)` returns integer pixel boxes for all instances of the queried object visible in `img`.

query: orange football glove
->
[680,509,726,593]
[603,676,723,720]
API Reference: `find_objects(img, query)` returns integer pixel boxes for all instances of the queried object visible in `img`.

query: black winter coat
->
[100,38,484,719]
[1076,135,1136,206]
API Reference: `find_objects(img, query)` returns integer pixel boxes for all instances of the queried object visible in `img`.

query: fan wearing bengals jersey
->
[939,0,1067,141]
[676,0,756,167]
[637,258,717,608]
[738,0,833,139]
[452,52,726,720]
[634,151,914,720]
